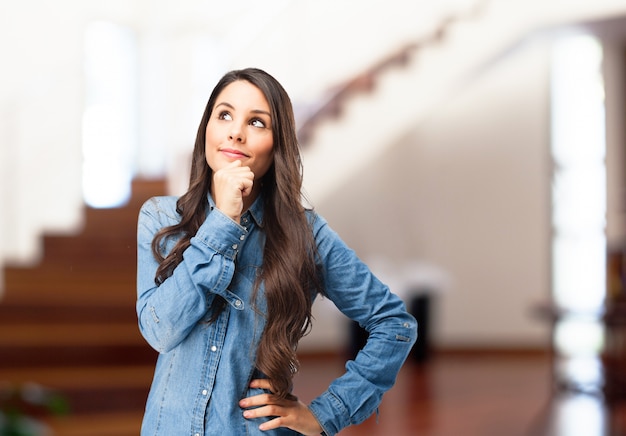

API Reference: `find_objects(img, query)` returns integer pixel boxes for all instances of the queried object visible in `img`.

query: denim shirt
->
[136,195,417,436]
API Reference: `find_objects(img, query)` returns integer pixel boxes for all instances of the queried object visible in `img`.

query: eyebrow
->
[215,101,271,117]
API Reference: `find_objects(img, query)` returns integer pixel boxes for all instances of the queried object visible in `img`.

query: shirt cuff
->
[308,390,351,436]
[192,208,248,260]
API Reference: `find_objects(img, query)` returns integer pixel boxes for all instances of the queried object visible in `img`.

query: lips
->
[220,148,249,159]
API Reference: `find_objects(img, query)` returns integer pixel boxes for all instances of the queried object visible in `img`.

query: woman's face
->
[205,80,274,180]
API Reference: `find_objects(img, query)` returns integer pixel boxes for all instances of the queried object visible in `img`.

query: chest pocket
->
[226,263,263,310]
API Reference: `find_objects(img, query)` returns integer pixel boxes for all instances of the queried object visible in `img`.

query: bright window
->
[82,21,138,208]
[550,32,607,398]
[550,32,606,314]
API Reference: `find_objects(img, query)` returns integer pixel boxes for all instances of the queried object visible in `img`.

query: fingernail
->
[243,410,251,418]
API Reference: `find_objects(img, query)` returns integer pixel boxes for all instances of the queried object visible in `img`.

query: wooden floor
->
[293,352,626,436]
[41,351,626,435]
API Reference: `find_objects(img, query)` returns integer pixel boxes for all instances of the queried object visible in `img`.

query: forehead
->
[216,80,270,110]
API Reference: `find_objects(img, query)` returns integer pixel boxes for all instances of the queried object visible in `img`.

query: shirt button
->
[234,300,242,307]
[239,235,245,241]
[211,345,217,352]
[232,244,238,250]
[403,322,410,328]
[202,389,208,395]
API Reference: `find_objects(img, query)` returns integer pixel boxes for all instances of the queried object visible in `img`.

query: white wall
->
[0,1,88,264]
[302,37,553,350]
[603,40,626,250]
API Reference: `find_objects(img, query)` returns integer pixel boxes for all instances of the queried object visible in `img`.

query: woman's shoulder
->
[304,208,321,224]
[304,208,330,234]
[139,196,181,224]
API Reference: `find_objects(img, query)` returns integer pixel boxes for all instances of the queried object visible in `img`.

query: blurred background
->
[1,0,625,435]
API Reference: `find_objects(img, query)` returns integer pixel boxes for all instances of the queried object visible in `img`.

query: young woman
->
[136,68,416,435]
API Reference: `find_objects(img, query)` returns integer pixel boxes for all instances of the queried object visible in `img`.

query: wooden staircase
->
[0,179,166,435]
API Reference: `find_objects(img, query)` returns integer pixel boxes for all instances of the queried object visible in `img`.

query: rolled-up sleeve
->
[307,214,417,435]
[136,198,248,353]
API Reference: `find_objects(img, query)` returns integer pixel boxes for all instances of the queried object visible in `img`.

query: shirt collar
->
[247,195,264,227]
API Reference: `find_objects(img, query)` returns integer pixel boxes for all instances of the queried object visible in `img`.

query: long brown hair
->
[151,68,321,399]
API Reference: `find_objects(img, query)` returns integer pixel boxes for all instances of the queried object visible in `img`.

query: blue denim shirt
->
[136,195,417,436]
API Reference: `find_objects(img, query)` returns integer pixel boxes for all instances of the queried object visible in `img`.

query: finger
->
[223,159,247,170]
[239,392,275,409]
[249,378,274,391]
[218,168,253,192]
[240,178,253,197]
[242,404,283,419]
[258,415,287,431]
[213,165,253,204]
[214,167,252,183]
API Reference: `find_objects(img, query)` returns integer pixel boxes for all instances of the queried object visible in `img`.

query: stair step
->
[0,323,145,347]
[1,289,135,305]
[128,178,167,204]
[0,302,137,324]
[0,365,154,390]
[1,343,156,368]
[41,233,138,266]
[1,270,136,305]
[3,265,135,284]
[0,365,154,416]
[47,412,143,436]
[4,263,135,277]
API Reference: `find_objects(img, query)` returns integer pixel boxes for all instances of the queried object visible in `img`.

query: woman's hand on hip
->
[239,379,323,435]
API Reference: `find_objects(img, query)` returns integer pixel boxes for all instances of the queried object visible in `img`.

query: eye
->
[250,118,267,128]
[218,111,232,121]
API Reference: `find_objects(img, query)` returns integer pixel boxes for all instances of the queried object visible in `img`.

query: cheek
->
[254,143,274,178]
[260,141,275,165]
[204,126,220,166]
[205,126,217,149]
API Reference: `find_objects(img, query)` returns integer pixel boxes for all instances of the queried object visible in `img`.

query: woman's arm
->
[306,214,418,435]
[136,197,249,353]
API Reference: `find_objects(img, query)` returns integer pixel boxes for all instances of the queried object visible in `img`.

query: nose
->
[229,124,245,142]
